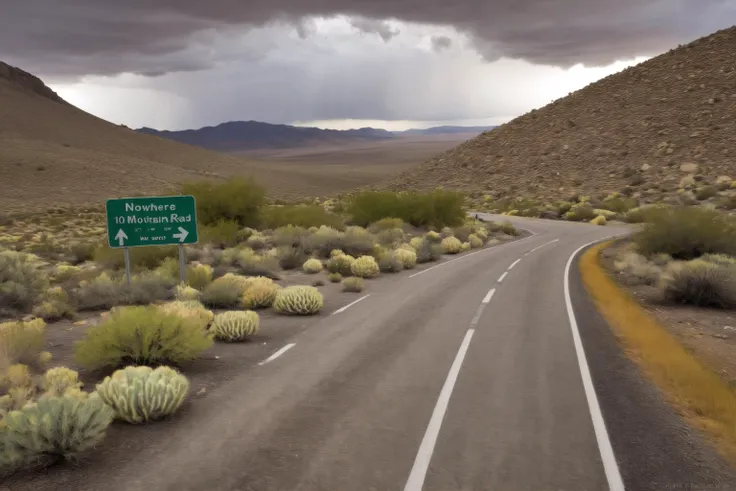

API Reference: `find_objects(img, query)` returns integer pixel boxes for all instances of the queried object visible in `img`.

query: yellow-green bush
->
[346,190,466,228]
[468,234,484,249]
[378,252,404,273]
[409,237,423,250]
[175,284,201,301]
[210,311,260,341]
[0,250,49,314]
[342,277,365,293]
[302,258,323,274]
[186,263,213,290]
[393,248,417,269]
[273,286,324,315]
[41,366,83,398]
[0,318,47,370]
[592,209,617,219]
[326,254,356,276]
[96,365,189,424]
[367,217,404,232]
[425,231,442,243]
[441,236,463,254]
[590,215,607,226]
[328,272,342,283]
[182,177,266,227]
[32,286,75,322]
[416,239,443,263]
[200,219,242,248]
[351,256,380,278]
[660,260,736,309]
[200,273,250,308]
[74,271,175,311]
[261,205,344,229]
[330,249,344,258]
[157,300,214,330]
[73,305,213,370]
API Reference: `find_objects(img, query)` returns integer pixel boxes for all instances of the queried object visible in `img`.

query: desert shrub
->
[0,319,47,371]
[326,254,356,276]
[650,253,673,266]
[245,233,269,251]
[700,254,736,267]
[32,286,75,322]
[261,205,344,229]
[613,252,662,286]
[452,226,473,242]
[441,236,463,254]
[157,300,214,330]
[199,220,241,248]
[592,209,617,219]
[74,272,175,311]
[393,248,417,269]
[490,220,519,236]
[328,272,342,283]
[242,277,280,309]
[200,273,249,308]
[376,228,405,247]
[273,225,311,248]
[306,227,344,258]
[634,207,736,259]
[210,311,260,342]
[660,260,736,308]
[276,246,309,270]
[186,263,213,290]
[601,197,639,213]
[0,250,48,314]
[342,277,365,293]
[0,393,114,470]
[367,218,404,232]
[351,256,380,278]
[425,230,442,243]
[409,237,423,250]
[302,258,323,274]
[73,305,213,370]
[51,263,82,284]
[95,365,189,424]
[41,367,83,398]
[336,226,376,258]
[273,286,324,315]
[563,205,596,222]
[93,244,178,271]
[220,247,279,279]
[590,215,607,226]
[174,284,201,301]
[624,205,667,224]
[378,252,405,273]
[415,239,443,263]
[695,186,718,201]
[182,177,265,227]
[346,190,466,229]
[67,241,97,265]
[468,234,484,249]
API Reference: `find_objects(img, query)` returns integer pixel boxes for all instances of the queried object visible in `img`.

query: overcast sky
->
[2,1,733,131]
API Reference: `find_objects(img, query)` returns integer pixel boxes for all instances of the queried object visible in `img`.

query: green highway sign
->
[105,195,198,249]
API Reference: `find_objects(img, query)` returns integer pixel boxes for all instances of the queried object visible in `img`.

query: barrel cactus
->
[273,286,324,315]
[326,254,355,276]
[1,393,114,466]
[441,236,463,254]
[302,258,323,274]
[95,365,189,424]
[393,248,417,269]
[242,278,280,309]
[351,256,380,278]
[468,234,484,249]
[210,311,260,341]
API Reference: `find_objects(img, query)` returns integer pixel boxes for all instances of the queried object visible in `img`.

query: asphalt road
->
[8,216,736,491]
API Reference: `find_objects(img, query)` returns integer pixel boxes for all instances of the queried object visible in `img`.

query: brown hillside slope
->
[389,27,736,205]
[0,63,400,213]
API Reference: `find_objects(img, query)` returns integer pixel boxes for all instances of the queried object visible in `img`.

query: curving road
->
[9,216,736,491]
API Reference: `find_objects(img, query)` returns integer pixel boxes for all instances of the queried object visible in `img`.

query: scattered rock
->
[716,175,732,184]
[680,163,699,173]
[713,334,729,340]
[641,163,651,171]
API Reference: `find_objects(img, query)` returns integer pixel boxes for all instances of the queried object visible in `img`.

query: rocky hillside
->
[0,62,68,105]
[389,26,736,206]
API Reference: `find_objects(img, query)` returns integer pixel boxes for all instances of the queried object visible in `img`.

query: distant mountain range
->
[136,120,497,152]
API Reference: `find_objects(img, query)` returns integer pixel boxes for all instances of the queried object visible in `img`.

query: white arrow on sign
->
[114,229,128,246]
[173,226,189,243]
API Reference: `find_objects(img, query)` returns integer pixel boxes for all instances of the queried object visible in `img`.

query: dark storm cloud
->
[2,0,733,77]
[431,36,453,52]
[349,18,400,42]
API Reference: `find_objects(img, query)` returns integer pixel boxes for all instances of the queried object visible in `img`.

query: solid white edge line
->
[497,271,508,283]
[482,288,496,304]
[507,258,521,270]
[564,239,625,491]
[403,328,476,491]
[331,294,370,315]
[258,343,296,366]
[408,232,539,278]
